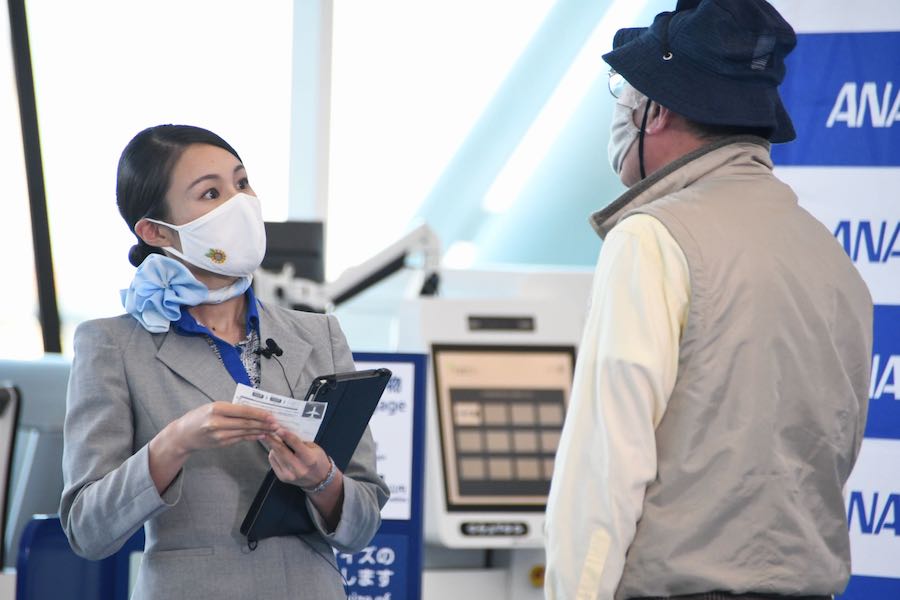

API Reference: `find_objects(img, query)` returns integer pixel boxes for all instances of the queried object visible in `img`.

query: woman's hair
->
[116,124,242,267]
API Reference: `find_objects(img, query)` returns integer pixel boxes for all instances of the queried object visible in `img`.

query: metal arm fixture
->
[254,223,442,313]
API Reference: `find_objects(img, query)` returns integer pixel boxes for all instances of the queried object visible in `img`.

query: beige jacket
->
[546,137,872,599]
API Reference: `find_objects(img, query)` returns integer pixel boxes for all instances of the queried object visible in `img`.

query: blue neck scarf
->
[121,254,251,333]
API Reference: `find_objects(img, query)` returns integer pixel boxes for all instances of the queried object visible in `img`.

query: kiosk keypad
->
[451,388,565,498]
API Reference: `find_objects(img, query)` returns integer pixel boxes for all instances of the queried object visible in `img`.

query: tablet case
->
[240,368,392,543]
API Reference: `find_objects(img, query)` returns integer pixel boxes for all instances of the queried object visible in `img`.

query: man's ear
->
[644,102,671,135]
[134,218,176,249]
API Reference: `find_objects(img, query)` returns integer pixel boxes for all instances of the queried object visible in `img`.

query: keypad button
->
[511,403,536,425]
[486,430,511,452]
[513,430,538,452]
[488,458,513,480]
[457,430,483,452]
[484,403,508,425]
[538,403,564,426]
[516,458,541,480]
[460,458,486,480]
[540,430,561,452]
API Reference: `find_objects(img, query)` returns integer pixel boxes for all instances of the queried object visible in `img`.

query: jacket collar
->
[155,328,235,404]
[155,296,314,402]
[256,301,313,399]
[589,135,772,239]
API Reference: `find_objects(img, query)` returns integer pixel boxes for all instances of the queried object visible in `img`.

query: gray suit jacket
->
[60,300,390,599]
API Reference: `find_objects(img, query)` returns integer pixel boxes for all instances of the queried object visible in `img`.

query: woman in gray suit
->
[60,125,389,599]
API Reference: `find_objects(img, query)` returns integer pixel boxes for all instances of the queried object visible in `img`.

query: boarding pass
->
[231,383,327,442]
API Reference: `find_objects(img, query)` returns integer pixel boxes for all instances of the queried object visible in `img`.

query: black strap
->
[637,99,652,180]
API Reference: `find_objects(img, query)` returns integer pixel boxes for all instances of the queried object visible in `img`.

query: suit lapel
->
[256,301,313,399]
[156,329,237,403]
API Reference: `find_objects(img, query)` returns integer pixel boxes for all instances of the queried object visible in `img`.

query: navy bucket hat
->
[603,0,797,143]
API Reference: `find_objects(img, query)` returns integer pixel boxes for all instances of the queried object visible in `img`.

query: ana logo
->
[847,491,900,536]
[871,354,899,401]
[827,82,900,128]
[833,220,900,263]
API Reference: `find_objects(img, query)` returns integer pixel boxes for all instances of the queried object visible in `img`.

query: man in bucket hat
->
[545,1,873,599]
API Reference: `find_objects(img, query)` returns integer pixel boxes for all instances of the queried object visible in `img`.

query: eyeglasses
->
[608,69,626,99]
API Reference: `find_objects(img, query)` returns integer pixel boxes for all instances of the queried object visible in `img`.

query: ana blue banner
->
[841,575,900,599]
[866,305,900,440]
[771,32,900,166]
[770,20,900,599]
[832,219,900,267]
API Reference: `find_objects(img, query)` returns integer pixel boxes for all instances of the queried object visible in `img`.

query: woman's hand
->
[266,428,345,530]
[149,402,278,495]
[170,401,278,453]
[266,429,332,488]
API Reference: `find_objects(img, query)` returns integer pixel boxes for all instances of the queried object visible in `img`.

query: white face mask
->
[608,84,648,176]
[146,192,267,278]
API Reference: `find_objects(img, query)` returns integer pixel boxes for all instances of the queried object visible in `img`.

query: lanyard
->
[173,289,260,386]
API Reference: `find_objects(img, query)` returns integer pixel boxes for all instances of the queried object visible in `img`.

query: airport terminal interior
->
[1,1,897,599]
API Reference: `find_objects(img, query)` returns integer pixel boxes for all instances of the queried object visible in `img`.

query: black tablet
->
[240,368,392,543]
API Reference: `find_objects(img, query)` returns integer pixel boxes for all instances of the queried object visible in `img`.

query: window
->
[25,0,293,352]
[1,1,41,358]
[326,0,671,276]
[327,0,556,278]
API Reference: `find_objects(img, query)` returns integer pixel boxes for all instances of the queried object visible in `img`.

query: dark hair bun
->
[128,243,151,267]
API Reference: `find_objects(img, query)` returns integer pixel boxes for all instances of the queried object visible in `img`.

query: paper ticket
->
[231,383,327,442]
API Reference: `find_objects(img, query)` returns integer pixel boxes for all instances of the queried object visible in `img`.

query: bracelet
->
[301,456,337,495]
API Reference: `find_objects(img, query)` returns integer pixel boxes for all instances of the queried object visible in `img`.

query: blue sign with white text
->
[865,305,900,440]
[771,32,900,166]
[344,353,427,600]
[338,533,408,600]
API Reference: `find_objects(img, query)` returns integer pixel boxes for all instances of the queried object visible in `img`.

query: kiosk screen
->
[432,344,575,511]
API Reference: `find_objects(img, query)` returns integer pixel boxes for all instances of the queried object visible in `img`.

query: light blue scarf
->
[121,254,251,333]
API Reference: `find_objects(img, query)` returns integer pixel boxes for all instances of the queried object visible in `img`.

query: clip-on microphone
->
[256,337,294,397]
[257,338,284,359]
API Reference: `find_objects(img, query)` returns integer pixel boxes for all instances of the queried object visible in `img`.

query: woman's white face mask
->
[146,192,267,278]
[608,84,648,176]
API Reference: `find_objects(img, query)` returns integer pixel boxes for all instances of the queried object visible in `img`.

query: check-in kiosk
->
[395,274,591,600]
[429,343,573,546]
